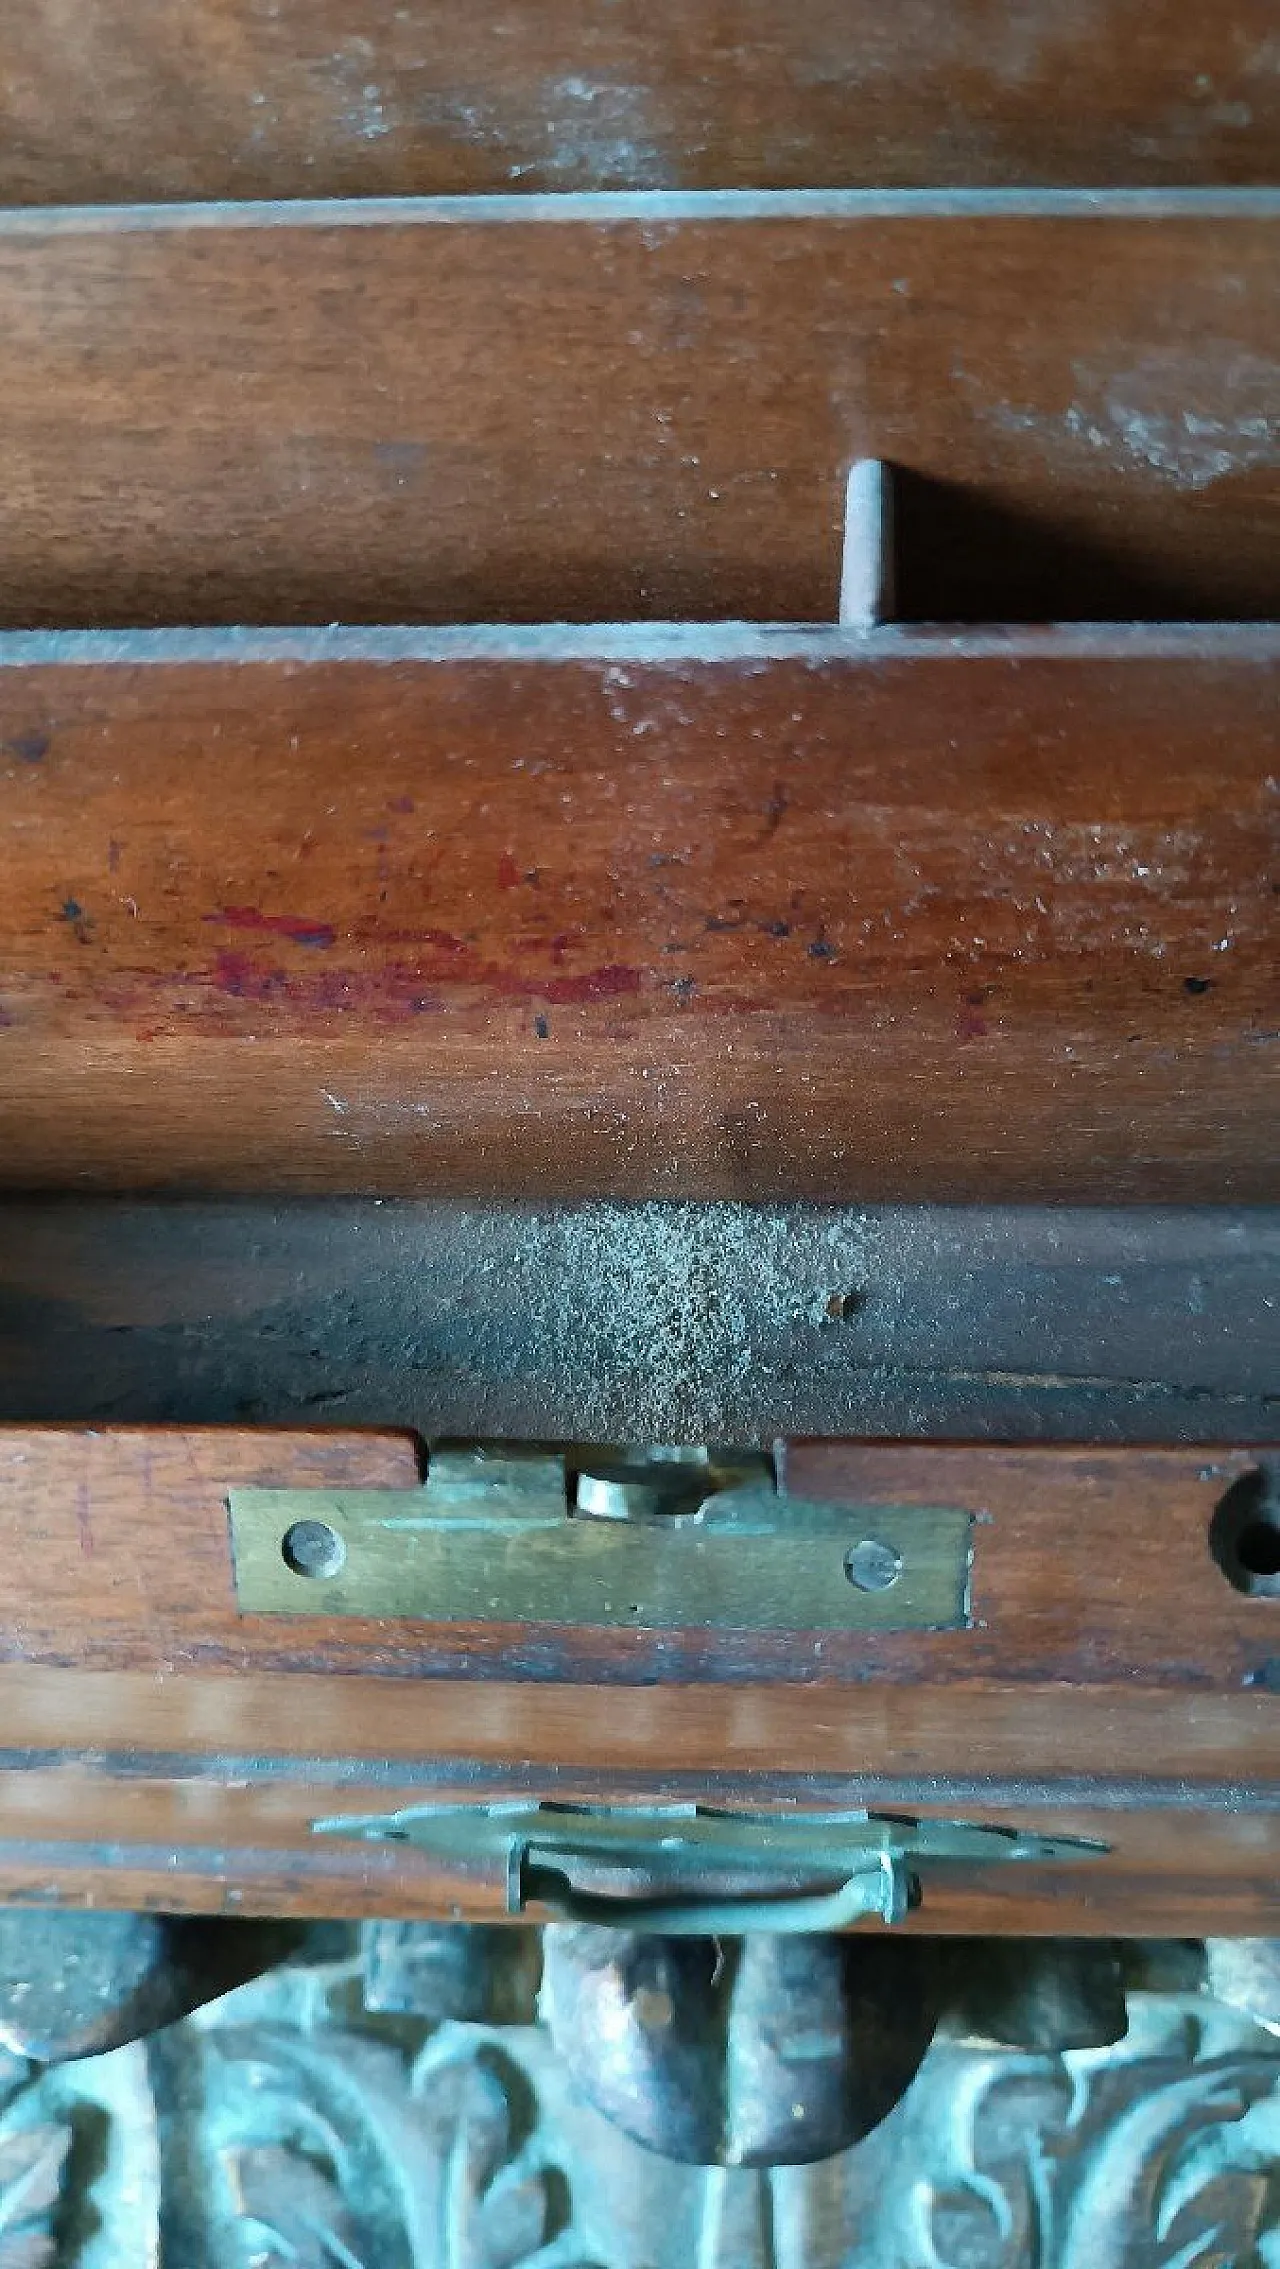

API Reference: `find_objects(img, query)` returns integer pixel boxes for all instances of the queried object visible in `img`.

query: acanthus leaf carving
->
[0,1942,1273,2266]
[916,2000,1280,2269]
[227,2141,370,2269]
[0,2122,72,2269]
[916,2058,1074,2268]
[208,2021,594,2269]
[405,2036,595,2269]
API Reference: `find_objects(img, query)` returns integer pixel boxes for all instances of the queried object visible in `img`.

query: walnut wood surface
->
[0,199,1278,627]
[1,1424,1279,1928]
[3,1425,1278,1693]
[0,631,1274,1201]
[2,2,1278,202]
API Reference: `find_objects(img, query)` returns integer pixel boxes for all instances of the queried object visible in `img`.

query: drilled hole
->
[1236,1522,1280,1579]
[812,1288,868,1325]
[1210,1470,1280,1597]
[826,1290,866,1320]
[281,1518,346,1581]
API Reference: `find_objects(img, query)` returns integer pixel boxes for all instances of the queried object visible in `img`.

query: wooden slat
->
[1,1198,1274,1444]
[2,1426,1278,1696]
[1,1424,1279,1927]
[8,1655,1280,1789]
[0,630,1274,1200]
[1,3,1278,203]
[0,197,1277,625]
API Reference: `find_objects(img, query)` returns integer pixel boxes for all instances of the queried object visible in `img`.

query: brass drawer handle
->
[314,1800,1105,1933]
[519,1851,911,1933]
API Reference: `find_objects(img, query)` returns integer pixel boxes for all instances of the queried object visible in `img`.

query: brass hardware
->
[228,1441,972,1632]
[312,1800,1105,1932]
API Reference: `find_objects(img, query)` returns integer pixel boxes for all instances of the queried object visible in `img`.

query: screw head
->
[844,1538,903,1593]
[281,1519,347,1580]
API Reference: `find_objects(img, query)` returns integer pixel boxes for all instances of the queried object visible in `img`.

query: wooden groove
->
[8,189,1280,227]
[1,1197,1272,1446]
[0,621,1277,663]
[0,635,1274,1201]
[2,4,1279,205]
[0,201,1277,627]
[5,1657,1280,1782]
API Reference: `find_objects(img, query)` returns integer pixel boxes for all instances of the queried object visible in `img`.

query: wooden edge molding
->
[4,1,1280,203]
[1,631,1274,1202]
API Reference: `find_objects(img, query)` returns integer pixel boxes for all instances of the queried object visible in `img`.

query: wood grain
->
[1,1421,1277,1926]
[2,1426,1279,1696]
[0,630,1274,1201]
[1,2,1278,202]
[0,1198,1276,1446]
[0,1767,1275,1935]
[0,199,1277,626]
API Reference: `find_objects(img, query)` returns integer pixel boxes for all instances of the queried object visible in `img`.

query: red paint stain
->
[211,950,452,1016]
[496,852,521,889]
[524,964,641,1006]
[211,951,265,1001]
[205,906,336,948]
[212,950,345,1004]
[107,839,123,873]
[208,949,641,1016]
[957,991,990,1042]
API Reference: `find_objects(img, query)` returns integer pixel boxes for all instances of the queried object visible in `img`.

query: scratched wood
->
[0,199,1277,626]
[1,1425,1280,1928]
[0,630,1274,1201]
[2,1,1278,202]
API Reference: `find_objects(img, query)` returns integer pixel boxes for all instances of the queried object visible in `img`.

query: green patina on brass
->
[310,1800,1106,1932]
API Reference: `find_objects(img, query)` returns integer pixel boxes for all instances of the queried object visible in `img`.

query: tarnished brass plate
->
[228,1481,972,1632]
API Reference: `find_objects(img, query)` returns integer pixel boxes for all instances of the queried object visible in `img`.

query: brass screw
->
[281,1519,347,1580]
[844,1539,903,1592]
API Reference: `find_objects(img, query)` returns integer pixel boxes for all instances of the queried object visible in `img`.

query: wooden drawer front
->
[0,1424,1277,1928]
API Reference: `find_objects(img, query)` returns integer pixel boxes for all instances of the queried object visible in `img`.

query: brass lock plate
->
[228,1447,972,1632]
